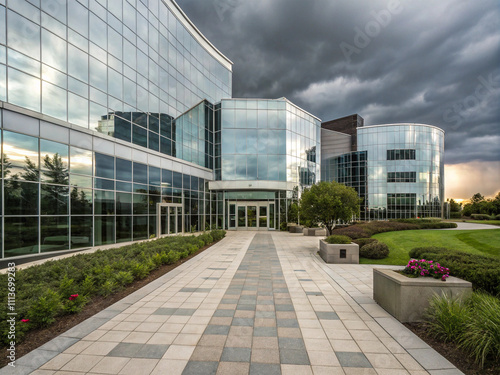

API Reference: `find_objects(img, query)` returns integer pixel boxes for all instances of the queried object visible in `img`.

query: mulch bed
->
[405,322,500,375]
[0,240,220,369]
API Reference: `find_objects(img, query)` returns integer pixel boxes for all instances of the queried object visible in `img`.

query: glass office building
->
[211,98,321,231]
[0,1,445,261]
[322,123,445,220]
[0,0,232,260]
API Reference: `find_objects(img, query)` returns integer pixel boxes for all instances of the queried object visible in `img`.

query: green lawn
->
[361,229,500,265]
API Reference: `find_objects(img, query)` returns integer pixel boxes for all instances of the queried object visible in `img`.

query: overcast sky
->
[177,0,500,199]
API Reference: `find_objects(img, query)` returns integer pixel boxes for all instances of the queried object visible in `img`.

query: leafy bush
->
[360,242,389,259]
[471,214,492,220]
[418,222,457,229]
[352,238,378,248]
[27,289,62,328]
[409,247,500,295]
[324,235,352,244]
[495,214,500,220]
[331,221,420,239]
[450,212,462,219]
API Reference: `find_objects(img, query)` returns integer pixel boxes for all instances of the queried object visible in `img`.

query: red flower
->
[69,294,79,300]
[21,319,29,323]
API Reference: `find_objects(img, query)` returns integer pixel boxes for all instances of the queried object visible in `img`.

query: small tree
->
[299,181,361,235]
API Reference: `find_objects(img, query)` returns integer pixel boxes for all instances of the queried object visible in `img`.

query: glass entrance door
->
[157,203,183,236]
[229,202,271,231]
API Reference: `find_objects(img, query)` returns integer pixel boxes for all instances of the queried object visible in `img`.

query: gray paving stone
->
[254,326,278,337]
[214,309,235,317]
[38,336,80,352]
[278,337,306,350]
[60,317,108,338]
[135,344,170,358]
[408,348,456,370]
[232,318,254,326]
[108,342,143,357]
[204,325,231,335]
[221,347,252,362]
[277,319,299,328]
[315,311,340,320]
[174,308,197,316]
[305,291,324,296]
[153,307,177,315]
[13,349,59,369]
[255,311,276,319]
[236,304,256,311]
[275,304,294,311]
[280,349,310,365]
[336,351,373,368]
[221,298,239,304]
[182,361,218,375]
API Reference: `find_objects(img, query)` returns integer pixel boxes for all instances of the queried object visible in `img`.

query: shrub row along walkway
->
[5,232,463,375]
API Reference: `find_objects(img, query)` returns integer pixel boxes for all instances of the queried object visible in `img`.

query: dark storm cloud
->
[176,0,500,164]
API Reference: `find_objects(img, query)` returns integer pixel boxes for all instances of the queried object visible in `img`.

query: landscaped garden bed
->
[0,230,226,367]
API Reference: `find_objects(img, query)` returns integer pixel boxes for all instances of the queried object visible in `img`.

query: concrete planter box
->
[373,268,472,323]
[303,228,327,236]
[319,240,359,264]
[289,225,304,233]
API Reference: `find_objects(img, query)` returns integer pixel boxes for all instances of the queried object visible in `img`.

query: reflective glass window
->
[133,216,148,240]
[133,162,147,184]
[133,193,148,214]
[42,82,67,121]
[4,181,39,215]
[172,171,182,188]
[70,174,92,188]
[4,217,39,257]
[70,147,92,175]
[132,124,147,147]
[94,177,114,190]
[0,64,5,101]
[116,181,132,192]
[42,30,66,72]
[162,169,172,186]
[94,190,114,214]
[89,57,107,92]
[70,186,92,215]
[90,13,107,50]
[94,216,114,245]
[71,216,93,249]
[7,10,40,59]
[68,1,88,37]
[95,153,115,179]
[41,139,69,183]
[41,216,69,252]
[68,92,88,127]
[116,216,132,242]
[149,166,161,186]
[41,184,69,215]
[148,131,159,151]
[2,131,39,179]
[8,67,41,112]
[116,192,132,215]
[68,44,88,83]
[116,158,132,181]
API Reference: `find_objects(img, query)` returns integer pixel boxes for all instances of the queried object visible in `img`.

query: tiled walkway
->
[4,232,463,375]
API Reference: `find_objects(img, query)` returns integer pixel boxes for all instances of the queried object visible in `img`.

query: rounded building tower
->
[357,124,445,219]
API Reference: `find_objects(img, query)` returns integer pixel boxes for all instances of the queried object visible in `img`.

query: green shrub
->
[450,212,462,219]
[425,293,470,342]
[408,247,500,295]
[99,280,118,297]
[324,235,352,244]
[418,222,457,229]
[471,214,492,220]
[81,276,95,296]
[352,238,378,248]
[360,242,389,259]
[114,271,134,287]
[495,214,500,220]
[131,263,150,279]
[460,292,500,367]
[27,289,62,328]
[63,294,88,314]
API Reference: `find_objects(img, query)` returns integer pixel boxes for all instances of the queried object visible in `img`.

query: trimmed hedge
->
[360,242,389,259]
[0,230,226,345]
[352,238,378,248]
[408,247,500,296]
[324,235,352,244]
[471,214,493,220]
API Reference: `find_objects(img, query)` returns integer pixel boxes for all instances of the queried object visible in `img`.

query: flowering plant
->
[69,294,79,301]
[403,259,450,281]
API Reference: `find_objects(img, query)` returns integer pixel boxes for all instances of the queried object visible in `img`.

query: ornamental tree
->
[299,181,361,235]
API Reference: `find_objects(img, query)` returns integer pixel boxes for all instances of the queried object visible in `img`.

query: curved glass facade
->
[357,124,444,219]
[0,0,231,168]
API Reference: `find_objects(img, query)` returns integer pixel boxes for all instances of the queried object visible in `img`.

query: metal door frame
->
[156,203,184,237]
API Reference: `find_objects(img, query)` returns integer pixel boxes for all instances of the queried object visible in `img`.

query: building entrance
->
[228,201,275,231]
[157,203,184,236]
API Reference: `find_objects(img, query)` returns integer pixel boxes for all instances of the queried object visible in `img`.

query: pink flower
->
[21,319,29,323]
[69,294,79,301]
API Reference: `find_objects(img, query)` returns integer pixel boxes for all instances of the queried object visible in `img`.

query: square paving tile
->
[278,337,306,351]
[108,342,143,357]
[250,362,281,375]
[335,351,372,368]
[280,349,310,365]
[277,319,299,328]
[214,309,235,317]
[253,326,278,337]
[191,346,223,362]
[182,360,219,375]
[216,361,250,375]
[135,344,170,359]
[220,347,251,362]
[251,348,280,364]
[315,311,339,320]
[204,325,231,335]
[232,318,254,327]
